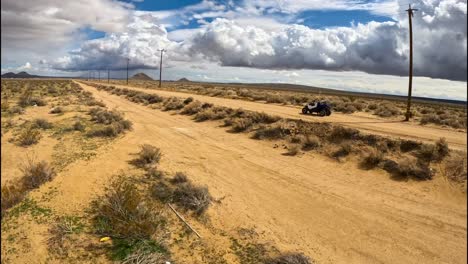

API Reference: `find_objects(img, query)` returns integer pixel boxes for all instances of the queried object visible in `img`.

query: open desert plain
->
[1,0,467,264]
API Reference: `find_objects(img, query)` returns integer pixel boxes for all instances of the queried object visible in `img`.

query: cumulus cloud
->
[1,0,132,64]
[17,62,32,70]
[49,0,466,82]
[188,0,466,80]
[51,12,190,71]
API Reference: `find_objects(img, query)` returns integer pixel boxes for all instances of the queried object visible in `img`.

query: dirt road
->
[85,81,467,150]
[71,82,466,263]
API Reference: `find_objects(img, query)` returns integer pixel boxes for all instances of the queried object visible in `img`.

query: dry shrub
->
[360,149,384,169]
[17,126,41,146]
[162,97,184,111]
[49,106,63,114]
[183,97,193,104]
[396,157,432,180]
[32,118,53,129]
[48,216,83,254]
[122,249,168,264]
[194,106,230,121]
[20,159,57,190]
[331,142,352,159]
[1,184,25,217]
[252,124,287,140]
[328,126,359,143]
[72,121,85,131]
[302,135,321,150]
[18,89,33,107]
[249,112,280,124]
[151,182,173,203]
[146,167,164,179]
[131,144,162,168]
[266,253,313,264]
[443,152,467,183]
[180,101,203,115]
[170,172,188,184]
[289,134,305,144]
[87,121,131,137]
[91,176,165,240]
[89,108,124,124]
[286,144,301,156]
[231,117,254,132]
[416,139,449,163]
[374,104,400,117]
[172,182,212,215]
[434,138,450,161]
[8,105,24,115]
[399,140,421,152]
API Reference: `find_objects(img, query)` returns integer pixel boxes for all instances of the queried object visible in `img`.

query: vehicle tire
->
[326,109,331,116]
[302,107,308,114]
[319,109,326,116]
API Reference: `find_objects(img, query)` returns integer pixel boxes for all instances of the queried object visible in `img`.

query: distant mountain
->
[131,72,153,80]
[178,77,190,82]
[1,71,40,78]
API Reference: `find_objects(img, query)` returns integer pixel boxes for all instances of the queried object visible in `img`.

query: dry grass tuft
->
[17,126,41,146]
[131,144,162,168]
[443,152,467,184]
[265,253,313,264]
[170,172,188,184]
[20,158,57,190]
[172,182,212,215]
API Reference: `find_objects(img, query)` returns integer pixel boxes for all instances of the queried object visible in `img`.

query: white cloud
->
[17,62,32,70]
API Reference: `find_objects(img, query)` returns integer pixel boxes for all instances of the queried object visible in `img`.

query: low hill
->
[178,77,190,82]
[1,71,40,78]
[131,72,153,80]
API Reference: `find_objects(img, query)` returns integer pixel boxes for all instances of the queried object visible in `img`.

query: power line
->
[126,58,130,85]
[404,4,418,121]
[158,49,166,88]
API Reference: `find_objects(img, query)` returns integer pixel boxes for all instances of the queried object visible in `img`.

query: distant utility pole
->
[108,68,110,83]
[405,4,418,121]
[126,58,130,85]
[158,49,166,88]
[98,70,100,81]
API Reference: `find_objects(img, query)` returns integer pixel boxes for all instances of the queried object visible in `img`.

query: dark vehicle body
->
[302,101,332,116]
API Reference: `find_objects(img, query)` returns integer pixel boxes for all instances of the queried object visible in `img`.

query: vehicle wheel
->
[319,109,326,116]
[302,107,308,114]
[326,109,331,116]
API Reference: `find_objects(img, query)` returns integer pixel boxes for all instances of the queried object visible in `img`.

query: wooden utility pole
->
[126,58,130,85]
[98,70,100,81]
[158,49,166,88]
[107,68,110,83]
[405,4,418,121]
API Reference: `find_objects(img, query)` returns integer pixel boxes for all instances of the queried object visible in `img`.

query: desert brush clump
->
[90,176,169,261]
[331,142,352,159]
[162,97,184,111]
[360,149,384,169]
[265,253,313,264]
[172,181,212,215]
[17,125,41,146]
[31,118,53,129]
[1,158,56,217]
[86,108,132,137]
[391,157,433,181]
[442,152,467,184]
[170,172,189,184]
[131,144,162,168]
[20,158,57,190]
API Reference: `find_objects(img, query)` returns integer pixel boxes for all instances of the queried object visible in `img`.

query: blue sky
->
[1,0,466,100]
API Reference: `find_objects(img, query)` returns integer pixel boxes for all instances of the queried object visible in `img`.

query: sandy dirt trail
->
[87,81,467,150]
[66,82,468,264]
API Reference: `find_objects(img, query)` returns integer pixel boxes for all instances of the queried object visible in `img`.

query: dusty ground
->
[87,81,467,151]
[75,82,465,263]
[2,81,466,263]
